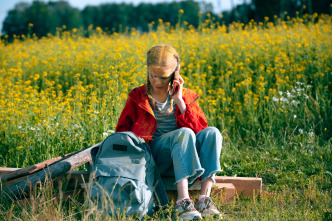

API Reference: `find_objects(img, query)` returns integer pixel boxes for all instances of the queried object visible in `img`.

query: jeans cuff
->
[201,169,222,184]
[175,168,205,185]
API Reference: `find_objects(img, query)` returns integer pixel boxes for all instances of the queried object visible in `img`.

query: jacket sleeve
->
[116,95,137,132]
[175,98,208,133]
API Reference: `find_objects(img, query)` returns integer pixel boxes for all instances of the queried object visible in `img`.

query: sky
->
[0,0,245,33]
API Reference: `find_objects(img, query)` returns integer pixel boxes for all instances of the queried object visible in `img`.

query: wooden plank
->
[0,151,79,182]
[1,168,91,187]
[55,171,90,185]
[0,168,20,175]
[80,178,201,194]
[1,170,91,190]
[80,175,262,195]
[1,142,101,198]
[215,176,262,197]
[1,166,262,199]
[161,177,201,190]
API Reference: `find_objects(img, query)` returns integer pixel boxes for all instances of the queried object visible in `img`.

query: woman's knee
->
[201,127,223,141]
[197,127,223,153]
[177,127,196,138]
[172,127,196,150]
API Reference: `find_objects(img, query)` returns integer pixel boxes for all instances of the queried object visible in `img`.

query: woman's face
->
[148,63,177,94]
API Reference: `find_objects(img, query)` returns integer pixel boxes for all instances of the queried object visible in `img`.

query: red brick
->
[215,176,262,197]
[211,183,236,203]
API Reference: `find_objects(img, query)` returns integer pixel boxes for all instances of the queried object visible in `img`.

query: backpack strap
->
[153,165,170,207]
[142,144,169,210]
[122,132,170,207]
[123,132,170,215]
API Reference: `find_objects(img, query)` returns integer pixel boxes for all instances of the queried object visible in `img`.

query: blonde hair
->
[146,45,181,114]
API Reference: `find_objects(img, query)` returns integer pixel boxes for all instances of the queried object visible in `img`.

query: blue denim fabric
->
[150,127,222,185]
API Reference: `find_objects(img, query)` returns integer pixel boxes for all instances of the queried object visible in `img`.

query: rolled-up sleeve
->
[116,96,137,132]
[176,99,208,133]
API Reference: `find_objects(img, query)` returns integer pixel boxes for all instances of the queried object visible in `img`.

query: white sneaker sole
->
[179,212,202,220]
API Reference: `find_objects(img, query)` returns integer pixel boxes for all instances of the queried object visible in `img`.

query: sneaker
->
[175,198,202,220]
[195,197,222,219]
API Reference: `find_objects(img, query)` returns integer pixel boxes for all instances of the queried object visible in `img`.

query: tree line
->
[2,0,330,39]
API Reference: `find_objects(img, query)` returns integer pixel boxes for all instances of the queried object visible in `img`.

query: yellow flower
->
[16,146,23,150]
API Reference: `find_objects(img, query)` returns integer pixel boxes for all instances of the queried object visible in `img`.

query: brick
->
[211,183,236,203]
[166,183,236,204]
[215,176,262,197]
[162,176,262,199]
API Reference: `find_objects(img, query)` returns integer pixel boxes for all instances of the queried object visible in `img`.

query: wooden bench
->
[1,167,262,204]
[161,177,237,203]
[1,163,262,204]
[160,176,262,203]
[60,171,261,203]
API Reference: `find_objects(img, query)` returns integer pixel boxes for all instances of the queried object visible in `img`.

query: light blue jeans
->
[150,127,222,185]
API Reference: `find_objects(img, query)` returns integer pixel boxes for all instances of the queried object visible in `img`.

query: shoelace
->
[180,199,195,211]
[203,197,216,209]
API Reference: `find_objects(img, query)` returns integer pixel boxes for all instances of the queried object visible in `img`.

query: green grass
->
[0,135,330,220]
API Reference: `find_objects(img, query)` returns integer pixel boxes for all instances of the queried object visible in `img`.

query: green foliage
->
[3,0,331,40]
[2,1,83,38]
[2,0,205,39]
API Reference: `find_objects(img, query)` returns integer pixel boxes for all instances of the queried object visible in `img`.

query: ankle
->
[198,195,207,201]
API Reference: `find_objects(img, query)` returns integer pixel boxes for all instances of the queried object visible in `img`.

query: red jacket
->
[116,85,208,144]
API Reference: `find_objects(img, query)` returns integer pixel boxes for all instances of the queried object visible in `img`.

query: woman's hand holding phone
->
[172,65,184,105]
[171,65,187,113]
[172,81,180,96]
[171,65,183,98]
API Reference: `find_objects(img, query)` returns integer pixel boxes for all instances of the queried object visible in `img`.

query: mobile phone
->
[172,82,179,96]
[171,65,180,96]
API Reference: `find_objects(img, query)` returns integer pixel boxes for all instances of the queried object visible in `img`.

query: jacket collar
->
[132,84,199,114]
[134,85,155,116]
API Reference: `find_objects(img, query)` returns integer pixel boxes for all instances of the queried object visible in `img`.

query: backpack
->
[87,131,169,219]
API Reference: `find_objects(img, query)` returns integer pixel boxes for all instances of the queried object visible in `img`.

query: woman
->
[116,44,222,220]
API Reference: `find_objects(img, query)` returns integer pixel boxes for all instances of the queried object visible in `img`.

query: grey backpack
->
[87,131,169,219]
